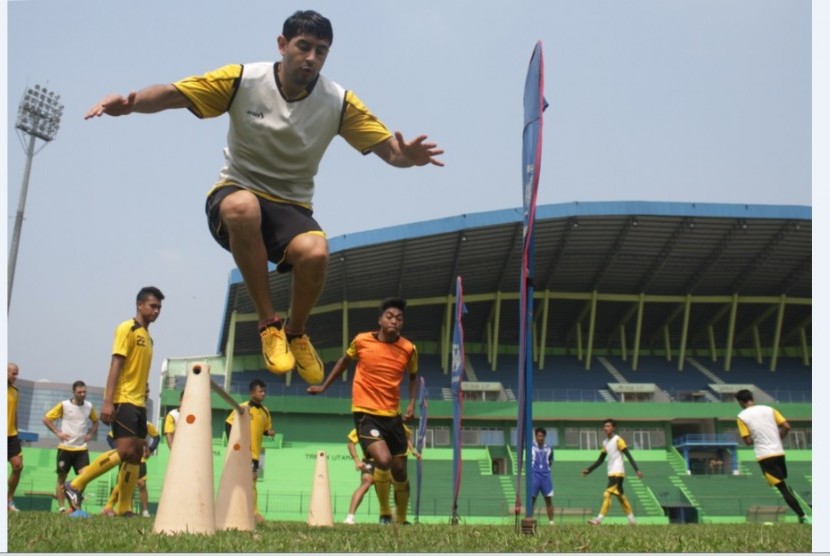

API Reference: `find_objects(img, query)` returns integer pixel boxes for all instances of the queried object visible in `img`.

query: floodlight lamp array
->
[15,84,65,141]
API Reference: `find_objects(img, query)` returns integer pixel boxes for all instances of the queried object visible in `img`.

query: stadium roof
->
[215,201,811,367]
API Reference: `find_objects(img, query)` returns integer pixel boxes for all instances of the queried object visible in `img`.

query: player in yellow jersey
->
[7,363,23,512]
[309,298,419,525]
[225,379,275,524]
[63,287,164,516]
[163,391,183,449]
[84,10,443,387]
[581,419,643,526]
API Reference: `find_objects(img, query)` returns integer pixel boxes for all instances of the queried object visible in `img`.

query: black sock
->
[775,481,804,517]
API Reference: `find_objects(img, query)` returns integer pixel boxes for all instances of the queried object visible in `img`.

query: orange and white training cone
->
[153,362,216,535]
[215,405,255,531]
[307,450,334,527]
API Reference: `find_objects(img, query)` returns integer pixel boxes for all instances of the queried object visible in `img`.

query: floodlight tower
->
[8,85,64,310]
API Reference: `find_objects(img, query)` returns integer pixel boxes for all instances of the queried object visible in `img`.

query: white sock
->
[595,515,604,522]
[627,513,636,522]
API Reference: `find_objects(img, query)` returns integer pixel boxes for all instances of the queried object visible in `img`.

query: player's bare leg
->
[220,190,293,373]
[283,233,328,384]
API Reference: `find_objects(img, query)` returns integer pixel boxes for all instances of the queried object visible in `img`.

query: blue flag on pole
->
[517,41,547,520]
[451,275,466,520]
[415,375,428,523]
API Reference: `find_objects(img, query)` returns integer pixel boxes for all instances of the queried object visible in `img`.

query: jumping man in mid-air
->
[84,10,443,387]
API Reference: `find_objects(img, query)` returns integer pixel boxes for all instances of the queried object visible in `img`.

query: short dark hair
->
[250,379,266,392]
[380,297,407,315]
[72,380,86,391]
[283,10,333,44]
[534,427,546,436]
[735,389,754,403]
[603,418,617,427]
[137,286,165,303]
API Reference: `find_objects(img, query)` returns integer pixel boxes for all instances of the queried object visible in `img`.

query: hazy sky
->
[4,0,813,396]
[1,0,827,548]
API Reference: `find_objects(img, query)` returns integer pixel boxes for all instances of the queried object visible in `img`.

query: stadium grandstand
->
[13,201,811,524]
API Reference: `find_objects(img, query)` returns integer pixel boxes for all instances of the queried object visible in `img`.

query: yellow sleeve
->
[339,91,393,154]
[408,344,419,375]
[173,64,242,119]
[772,409,787,426]
[347,429,359,444]
[111,320,134,358]
[44,402,63,421]
[737,418,750,438]
[617,437,628,451]
[147,422,160,438]
[345,337,360,360]
[164,413,175,434]
[225,409,236,426]
[89,407,98,423]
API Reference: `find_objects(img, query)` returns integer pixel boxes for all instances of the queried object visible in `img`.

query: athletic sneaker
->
[101,507,116,517]
[120,511,136,518]
[799,516,811,524]
[63,482,83,511]
[379,515,393,525]
[58,507,67,514]
[343,515,356,525]
[587,518,601,525]
[7,500,19,512]
[288,334,324,385]
[141,510,151,517]
[260,318,295,374]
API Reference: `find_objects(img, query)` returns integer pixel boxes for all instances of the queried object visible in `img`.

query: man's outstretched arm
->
[84,84,193,119]
[373,131,444,168]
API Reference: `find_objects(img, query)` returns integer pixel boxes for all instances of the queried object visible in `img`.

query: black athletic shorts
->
[111,403,148,440]
[252,459,260,474]
[7,435,22,459]
[605,475,625,495]
[758,455,788,486]
[205,185,324,273]
[57,449,90,475]
[353,412,408,457]
[139,461,148,480]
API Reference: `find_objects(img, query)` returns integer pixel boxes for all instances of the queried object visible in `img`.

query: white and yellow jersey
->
[44,400,98,451]
[737,405,787,461]
[601,434,629,477]
[173,62,392,206]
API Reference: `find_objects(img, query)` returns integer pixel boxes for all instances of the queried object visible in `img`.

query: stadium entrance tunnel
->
[662,504,699,524]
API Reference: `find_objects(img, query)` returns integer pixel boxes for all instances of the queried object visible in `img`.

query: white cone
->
[215,405,255,531]
[153,362,216,535]
[307,450,334,527]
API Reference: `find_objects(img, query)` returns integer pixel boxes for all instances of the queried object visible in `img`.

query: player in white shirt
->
[42,381,99,513]
[736,389,808,524]
[581,419,643,525]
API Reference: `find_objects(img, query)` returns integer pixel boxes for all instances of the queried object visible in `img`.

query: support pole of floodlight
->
[8,85,64,311]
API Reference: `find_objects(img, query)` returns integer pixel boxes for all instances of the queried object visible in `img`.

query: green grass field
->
[7,512,811,553]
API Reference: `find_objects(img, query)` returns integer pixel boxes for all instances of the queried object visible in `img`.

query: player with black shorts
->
[63,287,163,516]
